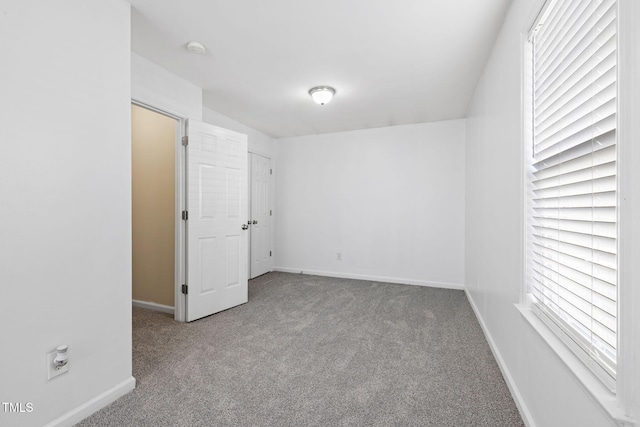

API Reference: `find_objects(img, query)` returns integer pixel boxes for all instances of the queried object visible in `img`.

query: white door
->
[249,153,271,278]
[185,119,248,322]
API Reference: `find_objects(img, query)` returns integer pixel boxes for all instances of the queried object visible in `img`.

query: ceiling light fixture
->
[308,86,336,105]
[186,41,206,55]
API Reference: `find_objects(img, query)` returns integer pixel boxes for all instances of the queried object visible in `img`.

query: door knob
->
[242,224,248,230]
[252,220,258,225]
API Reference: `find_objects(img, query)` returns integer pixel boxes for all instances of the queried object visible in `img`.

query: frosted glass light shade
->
[309,86,335,105]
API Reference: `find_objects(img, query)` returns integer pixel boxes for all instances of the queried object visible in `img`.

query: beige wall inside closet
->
[131,104,177,307]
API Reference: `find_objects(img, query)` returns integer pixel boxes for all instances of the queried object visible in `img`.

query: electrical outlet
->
[336,252,342,261]
[46,349,69,380]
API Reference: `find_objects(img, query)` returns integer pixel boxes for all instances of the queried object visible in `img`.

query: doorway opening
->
[131,103,181,317]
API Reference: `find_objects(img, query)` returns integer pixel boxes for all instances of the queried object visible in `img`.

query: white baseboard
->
[272,267,464,290]
[464,289,536,427]
[132,299,175,314]
[44,376,135,427]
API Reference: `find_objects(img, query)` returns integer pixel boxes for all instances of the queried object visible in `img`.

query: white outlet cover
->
[46,350,69,380]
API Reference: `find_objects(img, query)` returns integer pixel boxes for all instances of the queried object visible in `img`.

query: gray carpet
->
[78,272,524,426]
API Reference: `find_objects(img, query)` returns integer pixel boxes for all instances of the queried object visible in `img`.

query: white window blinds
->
[529,0,617,389]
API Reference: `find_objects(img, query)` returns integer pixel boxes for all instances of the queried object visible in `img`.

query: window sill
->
[515,300,634,426]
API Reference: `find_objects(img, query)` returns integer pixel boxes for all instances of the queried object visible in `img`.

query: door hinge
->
[270,209,272,216]
[181,284,188,294]
[270,169,272,175]
[270,251,272,257]
[182,136,189,146]
[182,210,188,221]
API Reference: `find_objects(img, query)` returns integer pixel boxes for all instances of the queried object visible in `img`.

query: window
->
[526,0,617,390]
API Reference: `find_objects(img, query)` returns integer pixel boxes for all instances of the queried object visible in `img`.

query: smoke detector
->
[186,41,206,55]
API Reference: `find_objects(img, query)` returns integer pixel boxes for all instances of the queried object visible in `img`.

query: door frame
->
[131,99,187,322]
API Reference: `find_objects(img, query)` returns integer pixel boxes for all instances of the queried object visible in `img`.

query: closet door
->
[249,153,271,278]
[185,119,248,321]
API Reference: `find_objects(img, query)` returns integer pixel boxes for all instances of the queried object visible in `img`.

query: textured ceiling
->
[130,0,512,137]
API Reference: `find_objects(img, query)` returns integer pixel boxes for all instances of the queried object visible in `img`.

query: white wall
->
[0,1,134,426]
[130,58,275,156]
[465,0,639,426]
[204,107,275,157]
[275,120,465,288]
[132,53,203,120]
